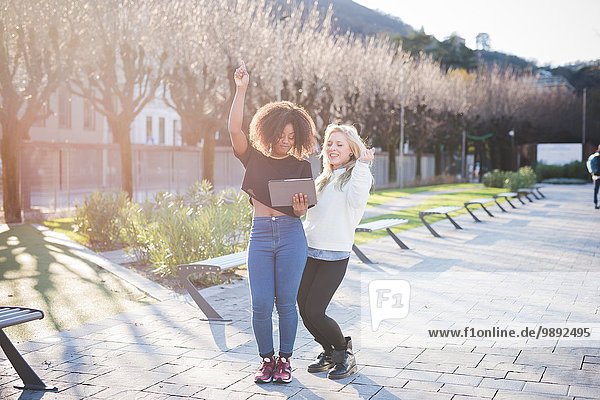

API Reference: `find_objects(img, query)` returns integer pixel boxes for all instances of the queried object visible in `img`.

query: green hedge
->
[534,161,589,182]
[482,166,537,192]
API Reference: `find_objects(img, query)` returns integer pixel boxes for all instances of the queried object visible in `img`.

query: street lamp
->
[508,130,516,170]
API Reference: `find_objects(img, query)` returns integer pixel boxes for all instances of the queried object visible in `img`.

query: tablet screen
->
[268,178,317,207]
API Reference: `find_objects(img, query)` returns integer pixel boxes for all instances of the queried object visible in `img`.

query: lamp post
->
[399,101,405,188]
[508,130,515,171]
[582,88,587,161]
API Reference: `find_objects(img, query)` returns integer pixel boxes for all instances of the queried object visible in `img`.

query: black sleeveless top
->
[235,145,313,217]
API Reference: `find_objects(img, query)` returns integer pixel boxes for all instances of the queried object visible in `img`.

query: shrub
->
[125,182,252,277]
[74,191,129,249]
[482,169,509,188]
[503,167,537,191]
[482,167,537,191]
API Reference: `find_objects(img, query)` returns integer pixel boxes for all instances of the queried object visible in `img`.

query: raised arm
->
[228,62,250,156]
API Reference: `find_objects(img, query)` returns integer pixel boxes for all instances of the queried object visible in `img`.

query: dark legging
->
[297,256,349,351]
[594,179,600,205]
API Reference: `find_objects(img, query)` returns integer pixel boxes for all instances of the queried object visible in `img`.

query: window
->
[58,90,72,128]
[83,100,96,130]
[159,117,165,144]
[146,116,154,144]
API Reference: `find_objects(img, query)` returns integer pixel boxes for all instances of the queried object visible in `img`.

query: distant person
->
[228,61,317,384]
[586,144,600,209]
[297,124,374,380]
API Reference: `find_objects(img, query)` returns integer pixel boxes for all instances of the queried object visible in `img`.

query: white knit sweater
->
[303,161,373,252]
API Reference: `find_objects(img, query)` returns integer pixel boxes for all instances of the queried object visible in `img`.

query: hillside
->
[274,0,415,36]
[275,0,536,71]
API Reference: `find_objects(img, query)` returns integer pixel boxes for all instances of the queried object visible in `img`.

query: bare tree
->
[69,0,168,198]
[0,0,77,222]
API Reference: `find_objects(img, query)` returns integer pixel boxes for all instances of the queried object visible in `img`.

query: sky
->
[353,0,600,67]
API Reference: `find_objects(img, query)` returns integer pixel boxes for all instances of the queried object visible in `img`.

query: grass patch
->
[356,184,507,244]
[367,183,482,207]
[42,217,88,245]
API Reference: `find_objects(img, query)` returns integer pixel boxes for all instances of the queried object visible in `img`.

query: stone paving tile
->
[505,370,544,381]
[402,379,443,391]
[144,381,205,397]
[523,381,570,396]
[494,389,573,400]
[287,389,358,399]
[438,383,496,398]
[370,387,453,399]
[57,383,108,398]
[436,373,483,386]
[357,365,401,377]
[85,368,174,390]
[351,374,408,388]
[569,384,600,399]
[191,388,255,400]
[542,366,600,386]
[478,376,525,390]
[453,366,506,378]
[340,382,383,397]
[395,368,443,382]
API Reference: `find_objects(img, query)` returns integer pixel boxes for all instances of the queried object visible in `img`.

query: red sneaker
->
[254,357,276,384]
[272,356,292,384]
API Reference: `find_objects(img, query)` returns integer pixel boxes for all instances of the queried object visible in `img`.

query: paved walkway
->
[2,184,600,399]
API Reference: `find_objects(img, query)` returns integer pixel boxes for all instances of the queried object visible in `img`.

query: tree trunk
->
[181,115,200,146]
[387,143,397,183]
[202,132,215,184]
[434,143,442,175]
[0,123,22,223]
[416,150,422,182]
[110,120,134,199]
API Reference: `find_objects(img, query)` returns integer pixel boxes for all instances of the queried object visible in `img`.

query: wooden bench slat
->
[421,206,462,214]
[495,192,518,198]
[464,198,495,204]
[0,313,43,329]
[355,218,408,232]
[183,251,247,270]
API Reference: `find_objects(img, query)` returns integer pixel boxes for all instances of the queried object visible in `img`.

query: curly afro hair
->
[249,101,317,159]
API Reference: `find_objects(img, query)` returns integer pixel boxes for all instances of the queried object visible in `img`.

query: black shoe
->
[327,337,357,380]
[307,351,334,373]
[595,205,600,209]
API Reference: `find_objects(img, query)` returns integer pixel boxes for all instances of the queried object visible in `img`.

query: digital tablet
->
[268,178,317,207]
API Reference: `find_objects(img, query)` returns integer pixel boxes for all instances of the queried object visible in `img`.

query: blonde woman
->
[297,124,374,379]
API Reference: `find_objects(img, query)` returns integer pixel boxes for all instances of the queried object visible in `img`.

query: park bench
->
[517,188,535,203]
[0,307,57,391]
[419,206,463,237]
[463,198,496,222]
[493,192,519,212]
[353,218,409,264]
[177,251,247,323]
[531,184,545,199]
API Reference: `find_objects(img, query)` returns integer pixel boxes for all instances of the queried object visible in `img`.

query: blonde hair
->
[315,124,369,194]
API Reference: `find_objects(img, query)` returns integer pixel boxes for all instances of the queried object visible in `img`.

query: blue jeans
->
[247,216,307,358]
